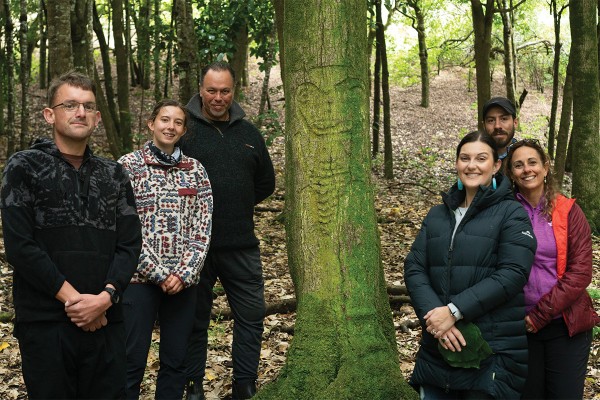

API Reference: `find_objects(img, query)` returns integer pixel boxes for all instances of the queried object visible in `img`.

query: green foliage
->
[588,288,600,339]
[251,109,283,146]
[193,0,278,68]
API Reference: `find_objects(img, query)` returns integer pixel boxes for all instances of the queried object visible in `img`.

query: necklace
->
[457,199,469,217]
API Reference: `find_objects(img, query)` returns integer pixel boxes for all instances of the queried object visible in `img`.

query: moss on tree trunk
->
[257,2,417,399]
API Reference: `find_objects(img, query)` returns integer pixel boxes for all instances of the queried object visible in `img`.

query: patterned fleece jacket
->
[118,142,213,287]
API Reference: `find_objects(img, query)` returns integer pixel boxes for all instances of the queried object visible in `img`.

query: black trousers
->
[522,318,592,400]
[185,246,265,384]
[123,283,197,400]
[16,320,126,399]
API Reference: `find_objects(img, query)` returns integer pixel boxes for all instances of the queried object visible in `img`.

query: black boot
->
[185,380,205,400]
[231,379,256,400]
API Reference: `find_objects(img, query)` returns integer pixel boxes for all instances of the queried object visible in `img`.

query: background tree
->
[547,0,568,159]
[46,0,72,78]
[174,0,199,105]
[569,0,600,232]
[471,0,494,122]
[376,0,393,179]
[554,52,572,188]
[497,0,517,106]
[18,0,29,151]
[2,0,15,156]
[257,1,416,398]
[397,0,431,108]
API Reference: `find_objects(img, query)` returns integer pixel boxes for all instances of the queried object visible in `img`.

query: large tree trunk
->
[554,53,572,189]
[71,0,91,72]
[46,0,73,78]
[111,0,132,153]
[258,2,415,399]
[174,0,199,105]
[570,0,600,232]
[471,0,494,125]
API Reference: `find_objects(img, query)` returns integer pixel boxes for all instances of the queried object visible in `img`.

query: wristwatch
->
[103,287,120,304]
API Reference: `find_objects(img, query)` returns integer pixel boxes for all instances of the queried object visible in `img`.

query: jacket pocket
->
[563,292,600,337]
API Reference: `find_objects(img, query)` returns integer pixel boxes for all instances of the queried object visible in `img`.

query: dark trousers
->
[522,318,592,400]
[16,320,126,399]
[123,283,197,400]
[185,246,265,384]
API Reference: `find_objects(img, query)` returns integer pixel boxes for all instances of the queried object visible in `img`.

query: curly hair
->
[504,139,558,219]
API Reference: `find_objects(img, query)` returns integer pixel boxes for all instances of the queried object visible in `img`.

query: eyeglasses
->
[51,101,97,113]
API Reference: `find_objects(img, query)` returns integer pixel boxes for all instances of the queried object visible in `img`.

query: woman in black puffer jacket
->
[404,131,537,399]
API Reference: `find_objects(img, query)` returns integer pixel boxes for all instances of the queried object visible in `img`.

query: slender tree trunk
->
[414,1,429,108]
[258,2,416,398]
[376,0,393,179]
[570,0,600,232]
[174,0,199,104]
[497,0,516,106]
[372,38,381,158]
[273,0,284,86]
[39,0,47,89]
[19,0,29,150]
[3,0,16,156]
[126,0,135,85]
[554,54,572,189]
[153,0,161,102]
[163,4,175,98]
[135,0,151,89]
[259,32,276,115]
[471,0,494,126]
[231,20,249,99]
[71,0,92,72]
[112,0,132,152]
[93,4,119,128]
[46,0,73,78]
[548,1,566,159]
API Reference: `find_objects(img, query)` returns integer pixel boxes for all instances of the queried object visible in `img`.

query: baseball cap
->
[482,97,517,119]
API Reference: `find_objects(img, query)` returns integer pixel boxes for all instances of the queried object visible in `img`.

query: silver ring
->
[432,329,437,335]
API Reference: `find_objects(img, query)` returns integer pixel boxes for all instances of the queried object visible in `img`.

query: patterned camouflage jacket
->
[118,142,212,287]
[0,138,142,325]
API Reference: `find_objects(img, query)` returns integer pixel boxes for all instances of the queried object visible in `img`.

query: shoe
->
[186,380,205,400]
[231,379,256,399]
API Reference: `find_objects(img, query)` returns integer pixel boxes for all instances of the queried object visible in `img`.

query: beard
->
[492,128,515,149]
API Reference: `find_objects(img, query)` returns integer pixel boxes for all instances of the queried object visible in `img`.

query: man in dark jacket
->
[181,62,275,400]
[0,71,142,399]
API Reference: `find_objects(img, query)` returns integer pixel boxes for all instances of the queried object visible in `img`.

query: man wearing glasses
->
[0,71,142,399]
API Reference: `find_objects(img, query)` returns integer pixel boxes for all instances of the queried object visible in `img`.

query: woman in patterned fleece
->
[118,99,213,400]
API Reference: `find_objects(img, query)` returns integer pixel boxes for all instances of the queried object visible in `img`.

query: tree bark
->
[46,0,73,79]
[174,0,199,105]
[372,37,381,158]
[471,0,494,126]
[93,4,119,130]
[39,0,47,89]
[570,0,600,232]
[71,0,91,72]
[497,0,516,106]
[554,53,572,189]
[273,0,284,85]
[258,1,415,399]
[412,0,429,108]
[375,0,393,179]
[112,0,132,153]
[19,0,29,151]
[548,1,567,159]
[231,20,249,98]
[2,0,16,157]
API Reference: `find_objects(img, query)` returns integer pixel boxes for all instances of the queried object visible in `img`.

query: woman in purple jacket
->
[505,139,599,399]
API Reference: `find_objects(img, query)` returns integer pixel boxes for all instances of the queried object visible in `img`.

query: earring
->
[544,176,547,184]
[457,178,464,190]
[492,176,497,190]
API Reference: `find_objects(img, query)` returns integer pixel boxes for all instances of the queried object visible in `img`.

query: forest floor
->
[0,65,599,399]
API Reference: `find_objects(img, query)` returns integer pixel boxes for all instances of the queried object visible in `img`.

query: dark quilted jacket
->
[404,174,536,399]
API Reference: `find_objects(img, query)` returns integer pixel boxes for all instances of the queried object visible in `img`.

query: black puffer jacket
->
[404,174,536,399]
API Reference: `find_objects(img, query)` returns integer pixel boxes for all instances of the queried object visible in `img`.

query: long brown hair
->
[504,139,558,219]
